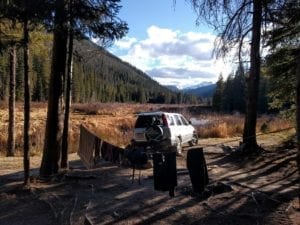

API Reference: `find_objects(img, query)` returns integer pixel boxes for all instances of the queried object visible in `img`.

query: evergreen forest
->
[0,31,198,104]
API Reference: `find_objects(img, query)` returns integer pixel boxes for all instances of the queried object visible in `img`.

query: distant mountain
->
[183,83,216,98]
[184,82,214,90]
[165,85,180,92]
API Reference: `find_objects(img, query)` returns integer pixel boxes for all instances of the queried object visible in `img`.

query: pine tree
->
[32,55,46,101]
[212,74,224,112]
[7,46,16,157]
[0,52,9,101]
[40,0,128,176]
[137,85,146,103]
[40,0,69,176]
[264,0,300,189]
[61,0,74,168]
[0,20,22,157]
[222,74,234,112]
[232,65,246,113]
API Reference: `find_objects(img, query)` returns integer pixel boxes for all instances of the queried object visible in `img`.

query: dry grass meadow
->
[0,101,295,156]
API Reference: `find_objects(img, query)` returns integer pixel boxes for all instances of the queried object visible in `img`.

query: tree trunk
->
[296,49,300,207]
[7,45,16,157]
[23,18,30,185]
[40,0,68,177]
[242,0,262,153]
[61,17,74,169]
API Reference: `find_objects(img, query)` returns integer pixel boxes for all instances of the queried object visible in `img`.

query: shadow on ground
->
[0,144,299,225]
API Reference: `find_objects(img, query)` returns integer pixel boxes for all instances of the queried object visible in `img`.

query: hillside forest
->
[0,0,299,187]
[0,35,198,105]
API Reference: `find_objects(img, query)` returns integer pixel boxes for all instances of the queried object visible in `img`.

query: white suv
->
[133,111,198,154]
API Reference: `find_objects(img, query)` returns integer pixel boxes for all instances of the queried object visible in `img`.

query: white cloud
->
[153,77,213,90]
[114,37,138,49]
[109,25,234,88]
[146,25,178,43]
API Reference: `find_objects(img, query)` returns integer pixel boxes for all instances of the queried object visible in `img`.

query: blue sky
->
[108,0,233,89]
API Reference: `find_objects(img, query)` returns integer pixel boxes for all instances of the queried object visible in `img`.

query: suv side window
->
[174,115,183,125]
[167,115,175,125]
[180,115,189,125]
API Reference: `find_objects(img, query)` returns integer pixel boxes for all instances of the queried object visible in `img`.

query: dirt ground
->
[0,138,299,225]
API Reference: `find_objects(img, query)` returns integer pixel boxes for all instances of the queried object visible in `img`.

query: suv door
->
[179,115,193,142]
[173,114,187,143]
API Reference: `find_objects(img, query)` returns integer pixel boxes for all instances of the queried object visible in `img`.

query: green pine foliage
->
[265,48,297,117]
[15,48,24,101]
[264,0,299,118]
[212,74,224,111]
[0,51,9,101]
[212,67,269,114]
[32,55,48,101]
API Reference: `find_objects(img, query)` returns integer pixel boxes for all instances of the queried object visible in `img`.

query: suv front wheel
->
[189,133,198,146]
[176,137,182,154]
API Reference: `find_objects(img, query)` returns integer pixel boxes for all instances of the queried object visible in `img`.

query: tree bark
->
[7,45,16,157]
[242,0,262,153]
[40,0,68,177]
[61,11,74,169]
[23,18,30,185]
[296,49,300,207]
